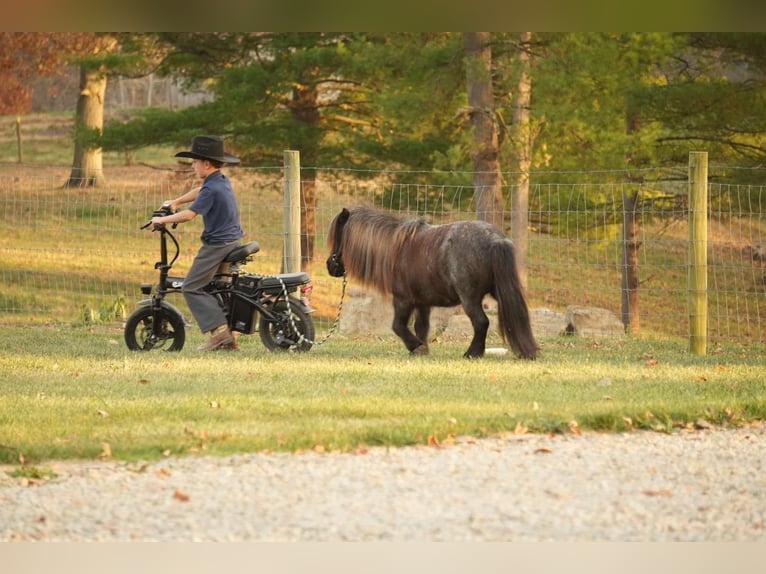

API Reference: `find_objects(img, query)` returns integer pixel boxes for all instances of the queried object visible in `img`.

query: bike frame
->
[139,222,311,334]
[137,221,187,327]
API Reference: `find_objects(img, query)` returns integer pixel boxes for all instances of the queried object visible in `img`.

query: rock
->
[564,306,625,338]
[339,289,392,335]
[530,307,568,338]
[339,289,455,336]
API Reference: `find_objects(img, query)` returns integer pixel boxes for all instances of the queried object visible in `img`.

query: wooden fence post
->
[282,150,302,273]
[688,151,708,355]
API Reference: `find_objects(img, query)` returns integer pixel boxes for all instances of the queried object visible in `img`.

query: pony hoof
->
[411,345,429,356]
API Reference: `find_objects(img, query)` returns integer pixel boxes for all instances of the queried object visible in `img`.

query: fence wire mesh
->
[1,165,764,344]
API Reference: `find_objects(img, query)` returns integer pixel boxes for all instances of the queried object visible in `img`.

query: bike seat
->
[224,241,260,263]
[260,272,311,290]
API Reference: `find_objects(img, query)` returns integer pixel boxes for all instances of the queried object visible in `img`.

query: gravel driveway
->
[2,426,764,542]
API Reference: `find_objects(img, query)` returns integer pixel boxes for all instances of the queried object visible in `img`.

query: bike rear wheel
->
[125,306,186,351]
[258,297,314,352]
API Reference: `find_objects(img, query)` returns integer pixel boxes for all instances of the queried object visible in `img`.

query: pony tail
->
[491,241,539,360]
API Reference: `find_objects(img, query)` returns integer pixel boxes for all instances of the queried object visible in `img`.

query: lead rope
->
[269,272,348,347]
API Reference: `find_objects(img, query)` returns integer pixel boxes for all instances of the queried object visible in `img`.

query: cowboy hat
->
[175,135,240,164]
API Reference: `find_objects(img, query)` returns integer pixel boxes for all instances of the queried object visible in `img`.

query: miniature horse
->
[327,206,538,359]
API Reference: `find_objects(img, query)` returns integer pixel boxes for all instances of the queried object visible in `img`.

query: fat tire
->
[258,297,314,352]
[124,306,186,351]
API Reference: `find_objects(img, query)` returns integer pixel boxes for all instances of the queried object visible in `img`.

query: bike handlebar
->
[141,204,178,231]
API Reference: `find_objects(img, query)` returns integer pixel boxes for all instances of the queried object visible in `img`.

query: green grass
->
[1,324,764,465]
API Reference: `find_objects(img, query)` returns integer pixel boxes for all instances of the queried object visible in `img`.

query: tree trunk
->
[464,32,503,232]
[66,63,106,187]
[621,111,643,334]
[621,189,641,334]
[511,32,533,291]
[289,84,321,270]
[300,170,316,271]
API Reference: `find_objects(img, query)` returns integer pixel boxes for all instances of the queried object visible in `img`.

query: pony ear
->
[338,208,350,224]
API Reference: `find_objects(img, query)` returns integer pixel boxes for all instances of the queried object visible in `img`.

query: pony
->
[327,206,538,359]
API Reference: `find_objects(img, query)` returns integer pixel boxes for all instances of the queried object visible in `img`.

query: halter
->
[327,208,350,276]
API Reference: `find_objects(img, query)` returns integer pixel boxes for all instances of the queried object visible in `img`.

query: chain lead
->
[264,273,347,347]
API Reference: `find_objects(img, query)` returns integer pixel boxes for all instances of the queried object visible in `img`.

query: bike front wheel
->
[124,306,186,351]
[258,297,315,352]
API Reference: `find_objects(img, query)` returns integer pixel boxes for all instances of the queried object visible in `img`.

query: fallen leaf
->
[715,365,728,371]
[568,420,581,435]
[209,401,220,409]
[96,409,109,417]
[427,435,441,447]
[355,443,369,455]
[645,359,659,367]
[623,417,633,430]
[98,443,112,459]
[544,489,570,500]
[534,448,552,454]
[695,418,714,430]
[138,379,149,385]
[643,489,672,497]
[514,421,528,435]
[173,489,190,502]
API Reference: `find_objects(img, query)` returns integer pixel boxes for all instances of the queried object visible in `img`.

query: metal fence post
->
[283,150,301,273]
[688,151,708,355]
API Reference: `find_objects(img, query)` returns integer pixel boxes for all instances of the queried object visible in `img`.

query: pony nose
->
[326,254,344,276]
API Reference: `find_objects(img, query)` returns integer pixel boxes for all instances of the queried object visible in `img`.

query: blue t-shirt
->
[189,170,243,244]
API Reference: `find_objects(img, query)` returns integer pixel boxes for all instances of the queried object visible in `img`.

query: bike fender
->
[135,299,191,325]
[289,297,316,315]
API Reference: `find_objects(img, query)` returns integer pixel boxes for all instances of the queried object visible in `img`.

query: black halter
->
[326,208,350,277]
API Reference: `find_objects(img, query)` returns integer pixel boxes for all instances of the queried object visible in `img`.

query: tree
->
[507,32,536,291]
[66,61,108,187]
[637,33,766,176]
[463,32,503,232]
[107,33,467,266]
[65,34,122,188]
[0,33,75,115]
[0,33,120,186]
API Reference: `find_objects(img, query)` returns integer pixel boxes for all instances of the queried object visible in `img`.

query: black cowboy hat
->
[175,135,240,164]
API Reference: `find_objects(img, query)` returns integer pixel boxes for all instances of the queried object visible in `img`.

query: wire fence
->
[0,163,764,345]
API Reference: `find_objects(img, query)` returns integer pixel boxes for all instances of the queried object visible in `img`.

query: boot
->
[197,324,234,351]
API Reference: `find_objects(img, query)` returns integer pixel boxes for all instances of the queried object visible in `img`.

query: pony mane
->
[335,206,426,294]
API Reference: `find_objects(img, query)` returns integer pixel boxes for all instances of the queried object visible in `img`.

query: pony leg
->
[391,301,428,355]
[413,306,431,348]
[461,301,490,358]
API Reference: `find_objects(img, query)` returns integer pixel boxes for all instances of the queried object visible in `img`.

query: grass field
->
[0,112,764,468]
[1,324,764,465]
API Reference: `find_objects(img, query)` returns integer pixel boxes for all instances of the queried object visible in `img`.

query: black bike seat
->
[260,272,310,290]
[224,241,260,263]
